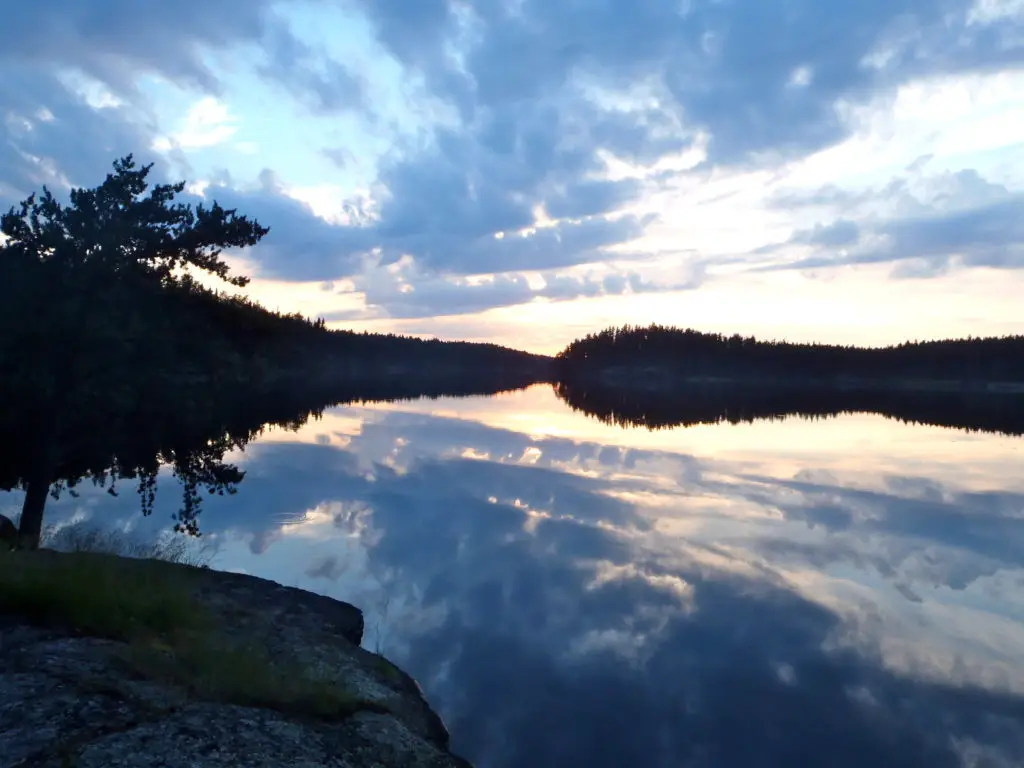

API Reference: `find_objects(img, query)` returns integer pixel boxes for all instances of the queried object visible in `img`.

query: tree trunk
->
[18,475,50,550]
[17,433,57,550]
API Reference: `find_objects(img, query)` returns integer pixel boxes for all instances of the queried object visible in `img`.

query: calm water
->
[10,384,1024,767]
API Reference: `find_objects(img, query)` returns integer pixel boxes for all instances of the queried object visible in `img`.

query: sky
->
[2,0,1023,355]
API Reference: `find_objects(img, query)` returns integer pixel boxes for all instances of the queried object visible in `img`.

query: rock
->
[0,514,16,550]
[0,551,472,768]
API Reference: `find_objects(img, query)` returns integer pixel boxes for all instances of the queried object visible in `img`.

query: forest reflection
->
[554,381,1024,436]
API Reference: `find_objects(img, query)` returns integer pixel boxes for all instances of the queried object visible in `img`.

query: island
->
[552,324,1024,433]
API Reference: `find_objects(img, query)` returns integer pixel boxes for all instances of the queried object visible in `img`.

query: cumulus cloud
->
[355,0,1024,162]
[0,0,364,183]
[0,0,279,96]
[153,97,238,151]
[0,68,168,204]
[259,24,366,113]
[4,0,1024,320]
[273,0,1024,305]
[760,171,1024,276]
[327,258,703,321]
[187,170,375,281]
[0,0,374,279]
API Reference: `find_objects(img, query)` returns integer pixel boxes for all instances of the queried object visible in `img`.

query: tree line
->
[555,324,1024,382]
[0,156,549,548]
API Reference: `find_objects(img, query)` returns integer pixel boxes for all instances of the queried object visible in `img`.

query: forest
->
[159,283,551,384]
[0,156,549,548]
[555,324,1024,383]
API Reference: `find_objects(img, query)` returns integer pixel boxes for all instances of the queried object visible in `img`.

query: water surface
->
[12,384,1024,767]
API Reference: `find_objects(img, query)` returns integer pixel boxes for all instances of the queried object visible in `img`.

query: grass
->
[0,549,206,639]
[40,520,216,567]
[1,527,381,721]
[370,652,403,682]
[119,633,377,718]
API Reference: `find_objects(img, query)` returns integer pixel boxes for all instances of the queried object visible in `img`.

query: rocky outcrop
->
[0,551,471,767]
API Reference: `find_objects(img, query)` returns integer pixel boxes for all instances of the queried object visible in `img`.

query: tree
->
[0,156,269,548]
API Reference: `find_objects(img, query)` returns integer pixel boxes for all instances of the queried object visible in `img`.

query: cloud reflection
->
[19,388,1024,766]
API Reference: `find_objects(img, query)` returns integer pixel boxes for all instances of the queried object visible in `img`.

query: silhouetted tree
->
[0,156,553,548]
[0,156,268,547]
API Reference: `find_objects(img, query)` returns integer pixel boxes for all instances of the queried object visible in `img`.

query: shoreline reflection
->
[10,386,1024,767]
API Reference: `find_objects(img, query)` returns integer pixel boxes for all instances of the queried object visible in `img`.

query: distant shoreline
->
[553,325,1024,396]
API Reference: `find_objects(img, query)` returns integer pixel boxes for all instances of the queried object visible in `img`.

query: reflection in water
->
[555,378,1024,435]
[10,385,1024,767]
[0,378,537,542]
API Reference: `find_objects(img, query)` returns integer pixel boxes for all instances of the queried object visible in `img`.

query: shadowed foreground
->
[0,549,471,768]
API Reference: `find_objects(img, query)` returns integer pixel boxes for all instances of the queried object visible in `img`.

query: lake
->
[8,383,1024,767]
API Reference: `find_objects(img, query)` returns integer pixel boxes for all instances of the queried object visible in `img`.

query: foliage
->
[0,155,550,546]
[0,156,270,545]
[0,155,267,409]
[556,323,1024,381]
[0,155,262,287]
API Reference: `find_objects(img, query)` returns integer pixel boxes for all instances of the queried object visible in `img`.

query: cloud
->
[0,0,363,182]
[0,0,280,96]
[328,257,704,320]
[793,219,862,248]
[305,553,350,580]
[349,269,534,320]
[758,170,1024,276]
[4,0,1024,327]
[356,0,1024,163]
[766,182,906,213]
[21,398,1024,766]
[0,91,379,286]
[190,170,374,281]
[153,97,238,151]
[225,410,1024,765]
[321,147,356,169]
[0,0,371,260]
[345,116,659,277]
[0,68,169,204]
[259,24,366,113]
[545,179,644,220]
[248,0,1023,293]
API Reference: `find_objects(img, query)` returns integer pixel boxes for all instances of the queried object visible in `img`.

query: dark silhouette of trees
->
[553,324,1024,435]
[1,156,269,547]
[0,156,552,548]
[555,324,1024,383]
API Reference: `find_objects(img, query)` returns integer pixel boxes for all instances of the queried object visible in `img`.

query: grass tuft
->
[373,654,404,682]
[0,546,380,721]
[119,635,379,718]
[41,520,216,567]
[0,551,204,639]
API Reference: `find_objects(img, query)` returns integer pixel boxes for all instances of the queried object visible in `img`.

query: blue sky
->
[2,0,1023,353]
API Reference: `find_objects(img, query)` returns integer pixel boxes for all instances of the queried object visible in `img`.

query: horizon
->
[323,322,1024,357]
[2,2,1023,356]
